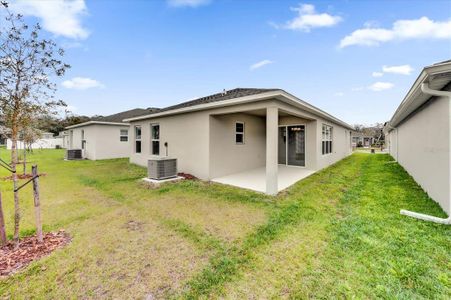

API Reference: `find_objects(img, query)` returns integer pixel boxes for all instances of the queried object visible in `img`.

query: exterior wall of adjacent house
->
[129,98,353,182]
[68,124,130,160]
[388,96,450,215]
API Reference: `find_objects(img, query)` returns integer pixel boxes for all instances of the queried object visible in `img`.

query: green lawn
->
[0,150,449,299]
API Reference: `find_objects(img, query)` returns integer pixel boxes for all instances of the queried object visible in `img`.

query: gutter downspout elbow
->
[400,82,451,225]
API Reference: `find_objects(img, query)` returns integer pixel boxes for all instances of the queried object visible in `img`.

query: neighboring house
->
[58,131,70,148]
[124,88,354,195]
[65,108,158,160]
[351,132,374,147]
[384,60,451,216]
[6,131,63,149]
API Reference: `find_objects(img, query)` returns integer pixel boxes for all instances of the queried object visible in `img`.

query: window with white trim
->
[151,124,160,155]
[81,129,86,150]
[135,126,142,153]
[322,124,333,155]
[120,129,128,142]
[235,122,244,144]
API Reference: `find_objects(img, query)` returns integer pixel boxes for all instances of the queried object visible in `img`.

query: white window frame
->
[134,126,142,153]
[150,123,160,155]
[120,129,128,142]
[81,129,86,150]
[322,124,333,155]
[235,122,245,144]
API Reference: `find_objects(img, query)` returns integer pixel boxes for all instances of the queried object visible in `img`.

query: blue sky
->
[9,0,451,125]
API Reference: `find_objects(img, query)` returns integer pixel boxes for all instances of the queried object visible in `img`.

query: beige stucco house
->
[124,88,354,195]
[384,60,451,220]
[66,108,157,160]
[351,132,374,147]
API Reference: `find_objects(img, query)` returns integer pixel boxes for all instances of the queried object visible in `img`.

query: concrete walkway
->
[211,165,315,193]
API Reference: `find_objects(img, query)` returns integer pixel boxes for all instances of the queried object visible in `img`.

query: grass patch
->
[0,150,449,299]
[181,154,367,298]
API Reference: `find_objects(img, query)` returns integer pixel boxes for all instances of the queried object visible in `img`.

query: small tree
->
[0,3,70,245]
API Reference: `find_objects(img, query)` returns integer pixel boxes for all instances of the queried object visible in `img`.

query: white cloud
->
[382,64,414,75]
[368,82,394,92]
[340,17,451,48]
[62,77,104,90]
[277,3,342,32]
[10,0,89,39]
[167,0,210,7]
[334,92,344,97]
[372,72,384,77]
[250,59,273,70]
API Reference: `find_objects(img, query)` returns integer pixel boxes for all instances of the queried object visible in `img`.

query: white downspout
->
[400,82,451,224]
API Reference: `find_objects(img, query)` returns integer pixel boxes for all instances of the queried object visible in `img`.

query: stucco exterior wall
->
[209,113,266,178]
[129,98,352,182]
[68,124,130,160]
[315,117,353,170]
[389,97,450,215]
[129,111,211,179]
[91,124,130,160]
[387,130,398,160]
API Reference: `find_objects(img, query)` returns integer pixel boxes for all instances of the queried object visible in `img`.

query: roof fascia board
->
[65,121,128,129]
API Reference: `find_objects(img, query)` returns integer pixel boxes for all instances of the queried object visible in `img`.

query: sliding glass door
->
[278,125,305,167]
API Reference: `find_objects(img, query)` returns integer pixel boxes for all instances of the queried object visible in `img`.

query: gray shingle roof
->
[433,59,451,66]
[92,108,160,123]
[155,88,280,114]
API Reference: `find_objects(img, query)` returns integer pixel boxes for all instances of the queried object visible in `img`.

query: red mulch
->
[1,173,47,181]
[177,172,198,180]
[0,230,71,277]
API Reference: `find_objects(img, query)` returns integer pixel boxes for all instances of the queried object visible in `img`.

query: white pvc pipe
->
[398,82,451,224]
[400,210,451,225]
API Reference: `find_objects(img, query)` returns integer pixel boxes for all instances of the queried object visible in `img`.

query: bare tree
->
[0,3,69,246]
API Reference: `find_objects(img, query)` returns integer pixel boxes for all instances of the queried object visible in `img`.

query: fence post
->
[32,165,43,243]
[0,191,6,246]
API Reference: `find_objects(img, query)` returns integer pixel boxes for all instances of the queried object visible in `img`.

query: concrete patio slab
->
[211,165,315,193]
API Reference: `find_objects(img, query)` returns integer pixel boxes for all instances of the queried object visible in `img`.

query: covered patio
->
[209,105,318,195]
[211,165,315,193]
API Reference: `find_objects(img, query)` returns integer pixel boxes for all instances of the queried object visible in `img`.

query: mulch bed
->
[1,173,47,181]
[0,230,71,277]
[177,173,198,180]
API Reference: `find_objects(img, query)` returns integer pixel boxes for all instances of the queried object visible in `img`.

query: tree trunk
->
[32,165,43,243]
[0,191,7,246]
[11,137,20,247]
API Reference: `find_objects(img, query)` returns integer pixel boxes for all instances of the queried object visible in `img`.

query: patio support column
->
[266,106,278,195]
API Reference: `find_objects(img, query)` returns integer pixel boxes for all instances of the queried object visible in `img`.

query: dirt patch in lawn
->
[124,220,144,232]
[0,230,70,277]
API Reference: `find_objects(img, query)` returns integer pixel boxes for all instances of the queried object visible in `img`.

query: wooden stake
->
[32,165,43,243]
[0,191,7,246]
